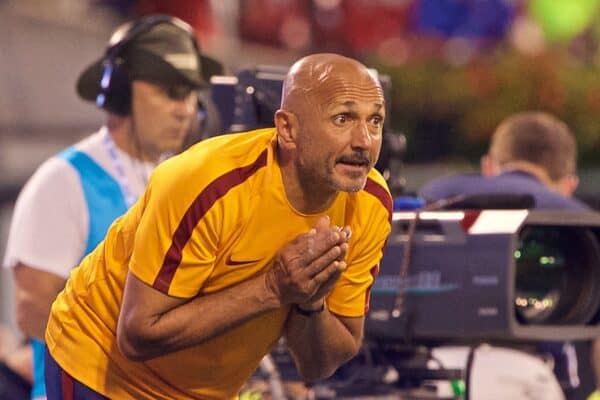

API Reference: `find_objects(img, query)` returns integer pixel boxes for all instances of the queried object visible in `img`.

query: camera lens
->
[514,226,600,325]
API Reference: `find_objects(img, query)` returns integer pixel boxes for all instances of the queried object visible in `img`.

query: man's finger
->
[303,243,347,278]
[309,261,346,297]
[295,228,342,265]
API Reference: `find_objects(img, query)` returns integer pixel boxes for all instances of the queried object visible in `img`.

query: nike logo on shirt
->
[225,255,262,266]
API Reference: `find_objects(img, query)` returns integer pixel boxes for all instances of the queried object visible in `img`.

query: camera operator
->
[419,111,593,399]
[3,15,222,400]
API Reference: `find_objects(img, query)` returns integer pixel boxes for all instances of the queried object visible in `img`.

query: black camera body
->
[210,66,288,133]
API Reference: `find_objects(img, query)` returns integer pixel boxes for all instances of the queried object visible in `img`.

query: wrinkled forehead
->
[285,59,384,109]
[314,80,383,112]
[304,65,384,109]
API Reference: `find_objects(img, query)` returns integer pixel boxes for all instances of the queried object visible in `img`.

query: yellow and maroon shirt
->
[46,128,392,399]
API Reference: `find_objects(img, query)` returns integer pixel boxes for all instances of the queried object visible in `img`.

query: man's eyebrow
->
[330,101,385,110]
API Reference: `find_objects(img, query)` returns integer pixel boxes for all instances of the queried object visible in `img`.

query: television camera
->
[368,209,600,343]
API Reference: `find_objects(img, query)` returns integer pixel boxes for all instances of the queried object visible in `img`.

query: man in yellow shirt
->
[45,53,392,399]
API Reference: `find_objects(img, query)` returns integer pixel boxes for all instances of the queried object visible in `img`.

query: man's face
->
[130,80,197,159]
[293,75,385,193]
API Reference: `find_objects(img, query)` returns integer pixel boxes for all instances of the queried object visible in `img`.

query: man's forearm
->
[16,301,51,341]
[118,273,282,361]
[13,264,66,341]
[284,307,362,382]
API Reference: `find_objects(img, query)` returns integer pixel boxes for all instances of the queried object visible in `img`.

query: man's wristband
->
[294,302,325,316]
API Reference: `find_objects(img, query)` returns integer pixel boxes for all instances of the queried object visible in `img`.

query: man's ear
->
[480,154,499,177]
[274,109,297,148]
[556,174,579,197]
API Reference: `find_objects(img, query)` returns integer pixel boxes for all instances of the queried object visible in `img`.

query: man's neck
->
[499,161,564,193]
[278,153,337,215]
[105,116,158,163]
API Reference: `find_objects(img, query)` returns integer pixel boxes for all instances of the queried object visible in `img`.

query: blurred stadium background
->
[1,0,600,345]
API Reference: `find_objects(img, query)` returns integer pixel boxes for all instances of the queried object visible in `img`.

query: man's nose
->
[351,122,372,149]
[174,96,197,118]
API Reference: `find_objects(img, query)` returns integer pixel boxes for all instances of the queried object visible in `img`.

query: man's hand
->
[265,216,351,309]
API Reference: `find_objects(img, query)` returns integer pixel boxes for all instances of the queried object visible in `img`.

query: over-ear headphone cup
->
[88,15,220,116]
[96,58,132,116]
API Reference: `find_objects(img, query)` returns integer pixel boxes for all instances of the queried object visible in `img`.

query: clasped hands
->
[265,216,351,311]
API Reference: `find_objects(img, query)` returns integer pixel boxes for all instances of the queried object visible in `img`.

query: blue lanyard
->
[102,131,138,208]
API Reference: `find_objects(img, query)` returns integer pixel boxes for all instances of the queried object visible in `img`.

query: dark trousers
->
[0,361,31,400]
[44,349,107,400]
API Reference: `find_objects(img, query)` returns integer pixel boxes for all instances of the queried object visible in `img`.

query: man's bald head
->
[280,53,383,113]
[274,53,386,210]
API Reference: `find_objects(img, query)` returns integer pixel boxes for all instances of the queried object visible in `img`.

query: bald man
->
[44,53,392,399]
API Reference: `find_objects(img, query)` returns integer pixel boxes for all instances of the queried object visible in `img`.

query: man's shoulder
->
[176,128,273,164]
[151,128,275,194]
[55,131,111,172]
[356,169,393,221]
[15,132,100,203]
[28,154,80,187]
[419,171,591,212]
[13,155,83,217]
[484,172,590,211]
[420,171,550,198]
[29,130,100,178]
[419,173,483,201]
[534,189,591,211]
[200,128,274,161]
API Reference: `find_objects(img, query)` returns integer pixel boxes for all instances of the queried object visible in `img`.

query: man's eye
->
[370,116,383,126]
[165,86,194,100]
[334,114,349,124]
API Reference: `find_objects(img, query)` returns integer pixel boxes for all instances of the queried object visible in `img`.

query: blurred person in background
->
[419,111,593,400]
[420,111,588,211]
[2,14,222,400]
[43,53,392,399]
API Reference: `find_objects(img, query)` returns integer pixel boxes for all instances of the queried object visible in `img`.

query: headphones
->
[96,15,203,116]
